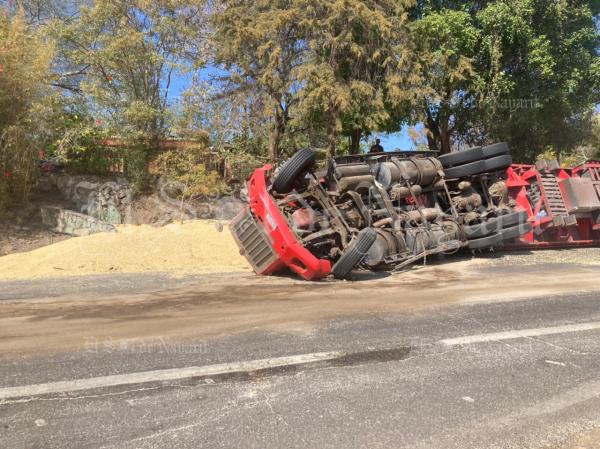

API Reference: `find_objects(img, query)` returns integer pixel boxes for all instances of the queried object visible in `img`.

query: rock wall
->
[55,176,133,224]
[41,206,117,236]
[44,174,244,229]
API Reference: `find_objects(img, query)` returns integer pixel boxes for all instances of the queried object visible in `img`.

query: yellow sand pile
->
[0,220,251,280]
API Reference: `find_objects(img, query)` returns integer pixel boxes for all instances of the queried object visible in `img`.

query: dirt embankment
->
[0,220,250,280]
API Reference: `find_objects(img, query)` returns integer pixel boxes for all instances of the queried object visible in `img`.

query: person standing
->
[369,138,384,153]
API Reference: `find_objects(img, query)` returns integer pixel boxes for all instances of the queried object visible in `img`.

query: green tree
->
[52,0,206,189]
[5,0,78,25]
[411,9,481,154]
[156,141,227,223]
[296,0,416,156]
[477,0,600,161]
[0,11,55,214]
[411,0,600,159]
[212,0,306,161]
[591,113,600,157]
[176,79,270,157]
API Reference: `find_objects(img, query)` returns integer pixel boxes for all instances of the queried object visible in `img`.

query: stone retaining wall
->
[55,175,133,224]
[41,206,117,236]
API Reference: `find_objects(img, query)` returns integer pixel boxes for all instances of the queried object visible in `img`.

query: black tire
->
[500,222,532,241]
[272,148,316,194]
[444,154,512,179]
[462,218,500,239]
[496,209,529,228]
[438,143,509,168]
[482,142,510,159]
[467,232,503,250]
[438,146,484,168]
[332,228,377,279]
[444,160,487,178]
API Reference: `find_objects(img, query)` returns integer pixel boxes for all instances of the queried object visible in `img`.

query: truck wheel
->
[462,218,500,239]
[467,232,503,250]
[500,222,532,241]
[439,143,509,168]
[438,146,484,168]
[444,154,512,179]
[332,228,377,279]
[481,142,510,159]
[272,148,316,194]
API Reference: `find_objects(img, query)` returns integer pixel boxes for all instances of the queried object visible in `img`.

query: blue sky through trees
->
[168,67,416,152]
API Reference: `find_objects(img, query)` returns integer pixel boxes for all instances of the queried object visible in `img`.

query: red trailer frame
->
[505,161,600,248]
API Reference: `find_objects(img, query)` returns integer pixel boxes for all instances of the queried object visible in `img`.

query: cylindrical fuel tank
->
[364,229,402,268]
[334,164,371,179]
[336,175,374,192]
[404,228,436,255]
[430,221,461,247]
[375,157,442,188]
[440,220,461,241]
[406,221,461,256]
[375,162,402,189]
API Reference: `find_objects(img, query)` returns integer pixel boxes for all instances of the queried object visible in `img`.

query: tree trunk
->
[439,118,452,155]
[268,127,281,161]
[327,108,338,158]
[426,132,438,152]
[424,110,441,153]
[350,128,362,154]
[268,109,286,161]
[424,105,453,155]
[327,123,337,158]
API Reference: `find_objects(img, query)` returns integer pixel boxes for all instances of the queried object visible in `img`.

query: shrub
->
[0,12,54,215]
[155,144,227,202]
[48,111,116,175]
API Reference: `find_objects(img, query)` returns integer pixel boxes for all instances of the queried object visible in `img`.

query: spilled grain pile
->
[0,221,250,280]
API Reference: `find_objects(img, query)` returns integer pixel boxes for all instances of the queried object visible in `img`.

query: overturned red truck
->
[230,144,600,280]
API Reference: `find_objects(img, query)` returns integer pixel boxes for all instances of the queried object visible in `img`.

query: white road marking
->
[544,360,567,367]
[439,321,600,346]
[4,321,598,400]
[0,351,343,400]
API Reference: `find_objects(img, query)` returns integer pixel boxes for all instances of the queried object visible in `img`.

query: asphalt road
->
[1,253,600,449]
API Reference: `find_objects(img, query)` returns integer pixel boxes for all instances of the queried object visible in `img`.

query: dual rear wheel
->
[465,210,532,250]
[440,143,512,178]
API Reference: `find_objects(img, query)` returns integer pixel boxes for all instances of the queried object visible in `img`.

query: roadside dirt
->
[0,191,72,257]
[0,253,599,355]
[557,427,600,449]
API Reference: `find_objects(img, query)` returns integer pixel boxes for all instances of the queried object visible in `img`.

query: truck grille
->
[230,209,278,274]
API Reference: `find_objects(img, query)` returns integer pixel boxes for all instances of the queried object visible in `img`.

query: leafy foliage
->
[411,9,481,154]
[592,114,600,158]
[46,107,117,175]
[155,144,227,201]
[0,11,55,214]
[296,0,416,156]
[477,0,600,161]
[2,0,600,213]
[407,0,600,158]
[212,0,306,160]
[51,0,206,188]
